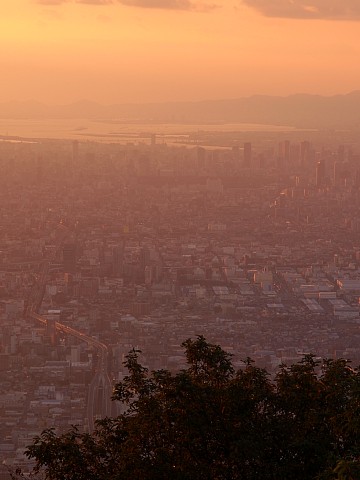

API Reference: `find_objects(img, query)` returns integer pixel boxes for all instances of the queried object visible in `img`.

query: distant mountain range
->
[1,91,360,129]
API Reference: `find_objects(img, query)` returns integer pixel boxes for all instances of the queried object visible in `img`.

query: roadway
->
[25,226,114,432]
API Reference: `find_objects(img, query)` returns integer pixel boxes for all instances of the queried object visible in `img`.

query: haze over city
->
[1,1,360,479]
[2,0,360,104]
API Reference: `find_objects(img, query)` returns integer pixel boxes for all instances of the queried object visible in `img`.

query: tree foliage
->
[13,336,360,480]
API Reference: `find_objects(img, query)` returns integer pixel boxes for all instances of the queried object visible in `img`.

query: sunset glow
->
[2,0,360,103]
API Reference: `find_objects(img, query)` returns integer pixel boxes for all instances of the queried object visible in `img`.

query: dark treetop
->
[13,336,360,480]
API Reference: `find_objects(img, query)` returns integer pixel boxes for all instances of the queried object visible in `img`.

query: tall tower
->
[316,160,326,187]
[333,161,341,187]
[243,142,252,168]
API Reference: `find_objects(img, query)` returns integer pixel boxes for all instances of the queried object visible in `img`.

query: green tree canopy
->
[13,336,360,480]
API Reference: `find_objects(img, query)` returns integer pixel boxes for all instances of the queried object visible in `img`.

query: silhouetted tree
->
[12,336,360,480]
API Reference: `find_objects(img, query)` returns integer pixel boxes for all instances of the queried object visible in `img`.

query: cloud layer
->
[119,0,192,8]
[38,0,112,4]
[119,0,218,10]
[37,0,217,9]
[243,0,360,20]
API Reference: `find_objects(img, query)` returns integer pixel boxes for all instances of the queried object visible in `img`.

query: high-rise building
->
[243,142,252,168]
[63,243,77,273]
[140,247,151,270]
[316,160,326,187]
[113,243,124,277]
[138,246,151,283]
[196,147,206,171]
[232,146,240,162]
[279,140,290,166]
[355,169,360,187]
[289,143,300,166]
[333,161,341,186]
[36,155,44,183]
[337,144,345,162]
[300,141,311,167]
[71,345,81,364]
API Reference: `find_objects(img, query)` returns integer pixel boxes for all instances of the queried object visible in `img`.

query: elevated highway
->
[25,227,114,432]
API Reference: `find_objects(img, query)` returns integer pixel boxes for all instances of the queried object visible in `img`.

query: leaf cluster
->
[13,337,360,480]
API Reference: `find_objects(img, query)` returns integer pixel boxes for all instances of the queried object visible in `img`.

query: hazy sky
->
[2,0,360,104]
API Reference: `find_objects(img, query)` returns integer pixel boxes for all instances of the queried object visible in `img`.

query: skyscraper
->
[333,161,341,187]
[279,140,290,166]
[300,141,310,167]
[113,243,124,277]
[63,243,77,273]
[243,142,252,168]
[316,160,326,187]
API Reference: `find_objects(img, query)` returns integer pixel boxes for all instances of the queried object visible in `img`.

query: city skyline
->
[2,0,360,104]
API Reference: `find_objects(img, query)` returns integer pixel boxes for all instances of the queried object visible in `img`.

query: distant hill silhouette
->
[1,91,360,128]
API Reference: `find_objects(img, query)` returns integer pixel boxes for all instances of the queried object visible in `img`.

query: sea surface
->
[0,119,300,144]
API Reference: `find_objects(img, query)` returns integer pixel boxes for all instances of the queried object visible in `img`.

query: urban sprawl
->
[0,128,360,473]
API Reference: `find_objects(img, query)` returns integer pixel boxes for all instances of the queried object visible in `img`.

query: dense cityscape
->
[0,128,360,474]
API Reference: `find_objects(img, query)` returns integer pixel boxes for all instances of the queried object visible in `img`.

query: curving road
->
[26,228,114,432]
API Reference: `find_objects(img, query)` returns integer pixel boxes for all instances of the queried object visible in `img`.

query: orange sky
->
[1,0,360,104]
